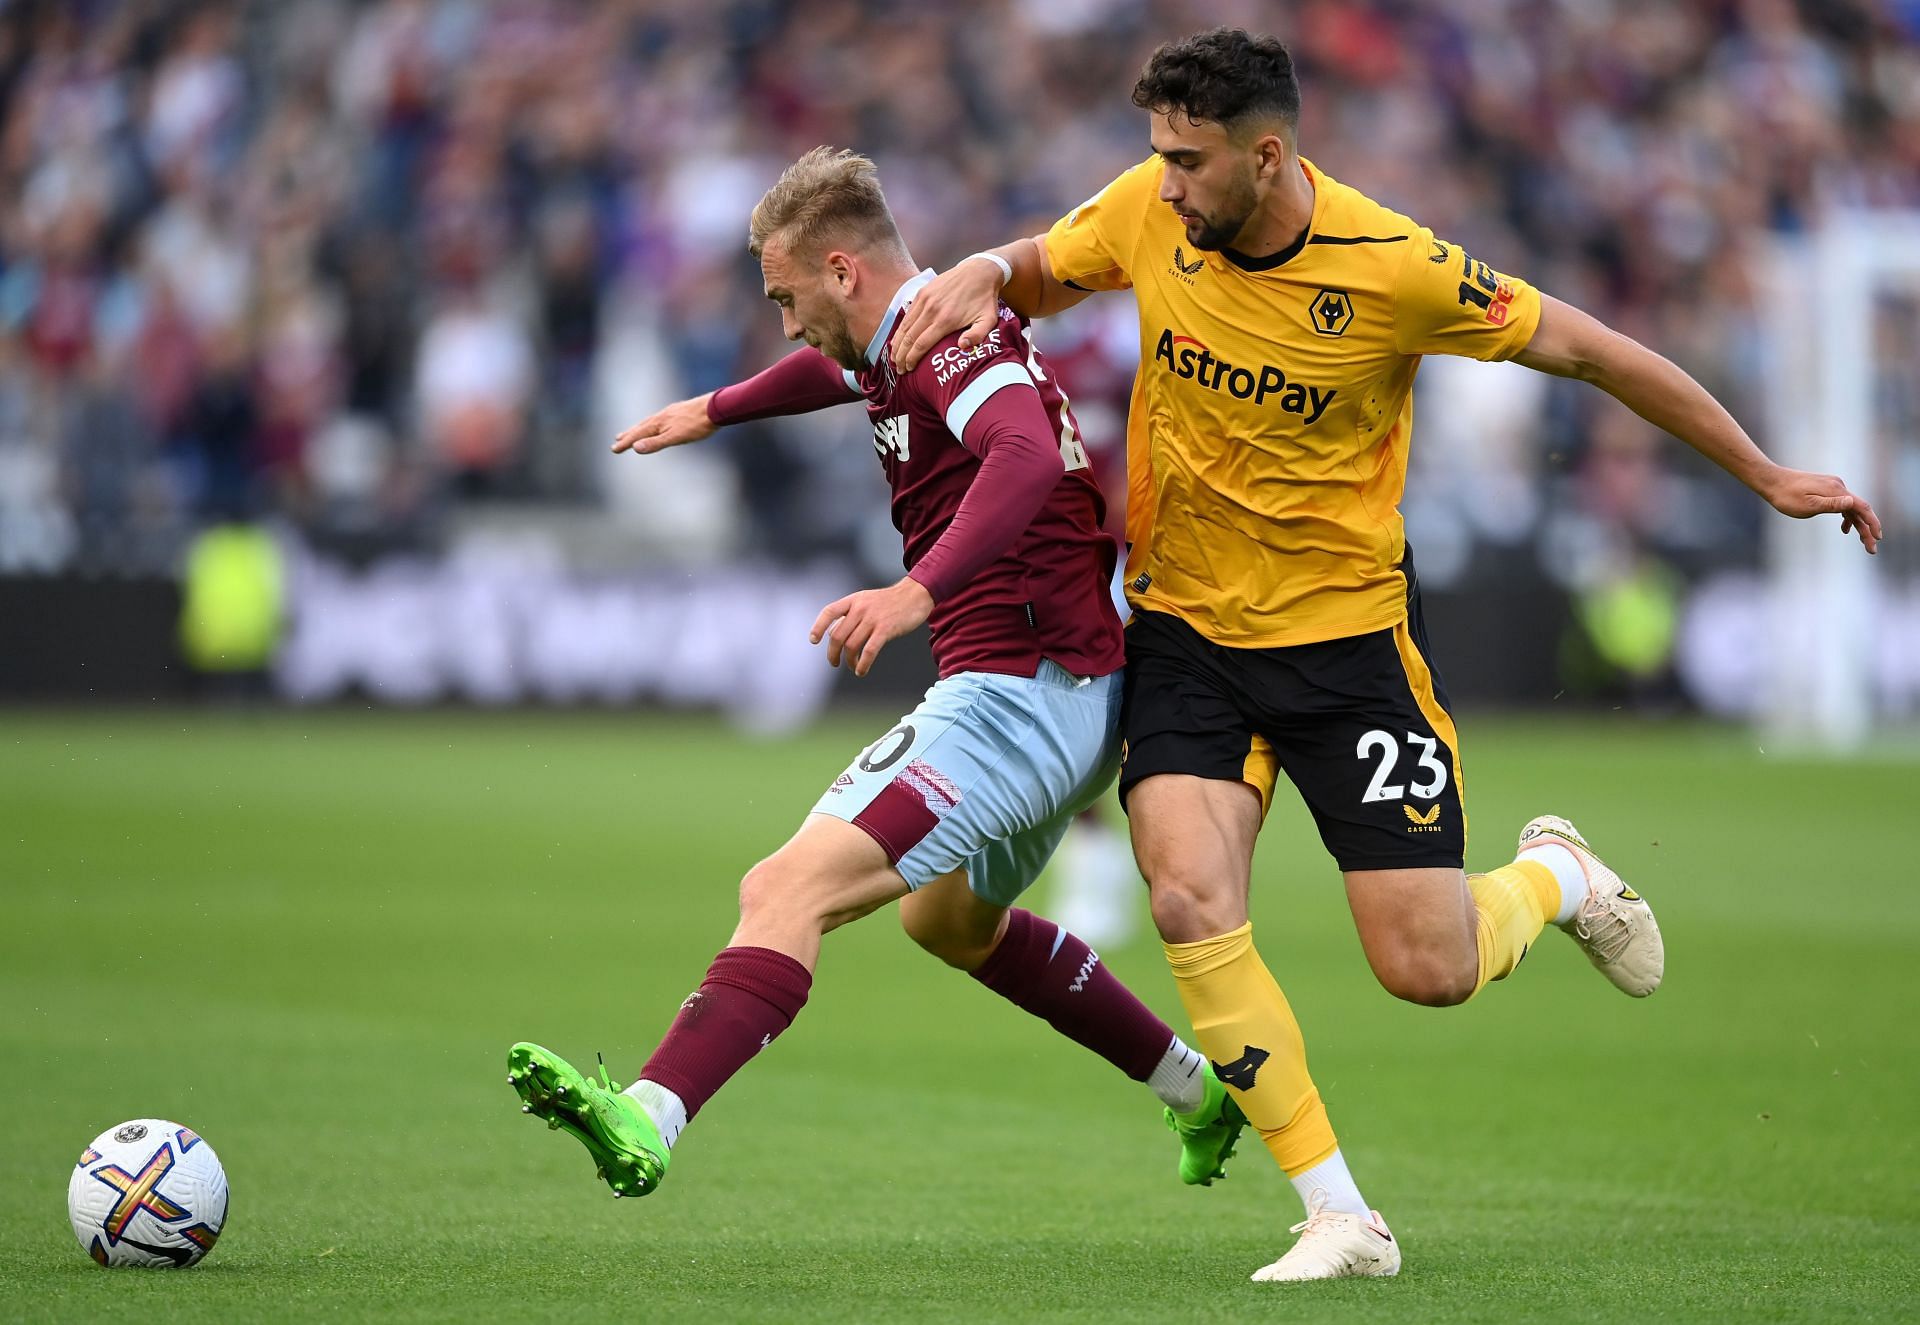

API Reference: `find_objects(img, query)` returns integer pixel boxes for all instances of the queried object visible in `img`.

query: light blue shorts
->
[810,661,1122,908]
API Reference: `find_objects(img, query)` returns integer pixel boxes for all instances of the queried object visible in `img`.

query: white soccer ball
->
[67,1119,229,1268]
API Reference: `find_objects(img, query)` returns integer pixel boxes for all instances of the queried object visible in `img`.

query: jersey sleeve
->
[902,312,1064,602]
[706,347,861,425]
[1391,228,1543,361]
[1042,159,1160,293]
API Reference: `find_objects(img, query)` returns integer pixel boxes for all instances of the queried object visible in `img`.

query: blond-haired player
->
[507,147,1252,1215]
[894,26,1881,1283]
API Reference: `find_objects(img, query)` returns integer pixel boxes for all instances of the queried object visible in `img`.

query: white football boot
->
[1251,1196,1401,1282]
[1519,815,1664,997]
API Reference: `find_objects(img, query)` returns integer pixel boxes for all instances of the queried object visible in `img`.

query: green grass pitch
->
[2,709,1916,1322]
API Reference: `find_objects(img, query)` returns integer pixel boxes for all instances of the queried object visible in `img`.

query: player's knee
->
[736,857,781,922]
[737,855,818,928]
[1145,869,1241,944]
[740,848,898,938]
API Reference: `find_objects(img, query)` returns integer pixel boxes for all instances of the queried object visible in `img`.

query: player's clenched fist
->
[810,577,935,677]
[614,392,718,454]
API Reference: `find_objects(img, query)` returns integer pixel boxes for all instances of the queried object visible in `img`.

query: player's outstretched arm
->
[892,236,1091,371]
[614,348,860,455]
[1515,294,1882,554]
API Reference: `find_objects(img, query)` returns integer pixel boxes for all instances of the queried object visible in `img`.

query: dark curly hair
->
[1131,28,1300,137]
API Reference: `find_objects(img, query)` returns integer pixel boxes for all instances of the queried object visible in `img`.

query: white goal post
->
[1760,210,1920,752]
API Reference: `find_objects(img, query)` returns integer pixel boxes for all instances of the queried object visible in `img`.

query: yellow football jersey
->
[1045,156,1542,648]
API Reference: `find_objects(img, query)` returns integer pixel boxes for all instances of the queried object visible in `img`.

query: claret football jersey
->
[844,272,1124,680]
[1045,156,1543,648]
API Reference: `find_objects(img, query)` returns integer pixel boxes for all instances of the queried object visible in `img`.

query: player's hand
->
[810,577,935,677]
[1759,464,1883,554]
[613,393,717,455]
[891,258,1003,372]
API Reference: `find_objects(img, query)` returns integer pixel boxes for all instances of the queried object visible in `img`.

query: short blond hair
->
[749,146,907,264]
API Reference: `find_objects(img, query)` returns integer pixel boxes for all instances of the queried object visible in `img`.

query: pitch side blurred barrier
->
[17,555,1917,724]
[0,560,1578,717]
[0,575,189,699]
[271,542,857,733]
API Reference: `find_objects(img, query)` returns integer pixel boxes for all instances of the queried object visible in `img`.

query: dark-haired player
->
[507,147,1251,1209]
[894,26,1880,1281]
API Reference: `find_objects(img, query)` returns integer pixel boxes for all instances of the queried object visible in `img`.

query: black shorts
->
[1118,572,1465,872]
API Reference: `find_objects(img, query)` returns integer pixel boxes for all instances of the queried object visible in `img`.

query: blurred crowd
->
[2,0,1917,621]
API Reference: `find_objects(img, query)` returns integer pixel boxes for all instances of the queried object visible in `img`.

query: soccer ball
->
[67,1119,229,1268]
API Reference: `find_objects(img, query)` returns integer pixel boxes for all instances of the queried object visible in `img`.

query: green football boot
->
[1165,1061,1248,1186]
[507,1042,667,1199]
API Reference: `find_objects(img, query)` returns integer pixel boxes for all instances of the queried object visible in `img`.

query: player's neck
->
[846,260,923,365]
[1229,157,1316,260]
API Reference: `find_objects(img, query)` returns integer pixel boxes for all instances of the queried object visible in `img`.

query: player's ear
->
[1253,131,1289,181]
[824,249,856,296]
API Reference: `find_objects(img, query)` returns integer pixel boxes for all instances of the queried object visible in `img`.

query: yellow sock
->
[1468,860,1559,994]
[1162,922,1337,1176]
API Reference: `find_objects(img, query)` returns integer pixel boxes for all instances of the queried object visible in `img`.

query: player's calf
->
[1368,953,1477,1008]
[941,900,1227,1176]
[898,870,1006,971]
